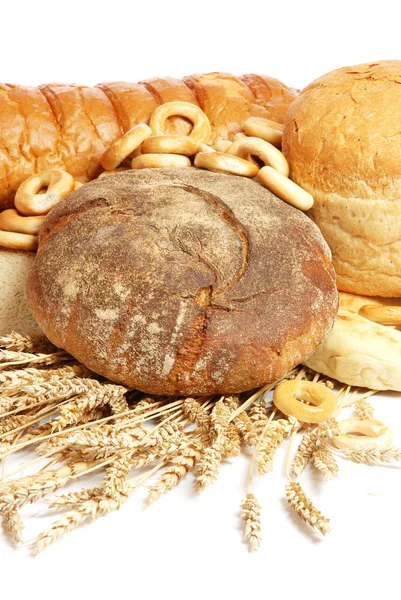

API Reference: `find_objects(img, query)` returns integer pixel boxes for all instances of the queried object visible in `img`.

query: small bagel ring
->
[74,181,84,190]
[213,140,232,153]
[101,124,152,171]
[225,139,260,167]
[244,117,284,133]
[194,151,259,178]
[0,209,45,235]
[331,417,393,451]
[244,117,283,147]
[150,101,211,144]
[358,304,401,326]
[257,166,314,211]
[235,137,289,176]
[273,380,338,424]
[141,135,197,156]
[0,230,38,251]
[233,132,248,141]
[196,144,216,154]
[15,170,75,216]
[131,154,191,169]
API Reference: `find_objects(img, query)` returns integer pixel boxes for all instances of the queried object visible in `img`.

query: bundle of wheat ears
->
[0,331,400,555]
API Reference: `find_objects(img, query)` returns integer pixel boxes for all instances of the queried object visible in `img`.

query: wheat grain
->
[146,442,201,504]
[240,493,261,551]
[342,446,401,465]
[249,398,269,434]
[277,417,299,437]
[34,466,162,555]
[234,412,259,447]
[210,399,231,439]
[257,421,284,474]
[50,383,126,431]
[147,464,186,504]
[45,488,99,509]
[223,395,239,411]
[0,462,94,513]
[195,442,223,491]
[291,429,318,476]
[0,365,91,402]
[102,455,133,496]
[2,509,24,544]
[183,398,211,433]
[0,332,35,353]
[0,414,30,437]
[291,419,339,477]
[0,466,72,512]
[355,399,375,420]
[313,442,339,480]
[0,349,70,369]
[223,424,241,458]
[285,480,330,535]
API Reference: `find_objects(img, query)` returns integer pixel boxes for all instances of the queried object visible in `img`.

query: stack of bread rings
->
[271,378,393,453]
[0,100,315,254]
[0,170,82,251]
[98,101,314,212]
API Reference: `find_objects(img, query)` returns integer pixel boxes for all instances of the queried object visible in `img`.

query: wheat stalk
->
[285,480,330,535]
[195,442,223,491]
[240,493,261,551]
[312,442,339,480]
[0,462,97,513]
[0,349,70,369]
[0,332,35,353]
[354,399,375,420]
[341,446,401,465]
[2,509,24,544]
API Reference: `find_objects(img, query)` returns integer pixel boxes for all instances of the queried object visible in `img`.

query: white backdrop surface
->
[1,2,400,599]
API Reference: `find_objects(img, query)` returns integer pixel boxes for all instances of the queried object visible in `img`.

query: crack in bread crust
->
[177,184,250,297]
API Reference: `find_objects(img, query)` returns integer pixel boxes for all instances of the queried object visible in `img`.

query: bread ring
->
[225,139,259,165]
[213,140,232,153]
[257,166,314,211]
[331,418,393,451]
[234,137,290,176]
[131,154,191,169]
[273,380,338,424]
[14,170,75,216]
[194,151,259,178]
[196,144,216,154]
[0,230,38,251]
[243,116,283,147]
[74,181,84,190]
[101,124,152,170]
[141,135,197,156]
[233,132,247,141]
[98,168,132,179]
[150,101,211,144]
[358,304,401,326]
[304,292,401,391]
[0,209,45,235]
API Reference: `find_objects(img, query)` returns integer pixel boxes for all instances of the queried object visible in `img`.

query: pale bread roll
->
[304,292,401,391]
[0,249,43,337]
[282,60,401,297]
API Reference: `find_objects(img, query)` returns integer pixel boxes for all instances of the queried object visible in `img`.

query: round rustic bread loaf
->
[282,60,401,297]
[27,169,338,395]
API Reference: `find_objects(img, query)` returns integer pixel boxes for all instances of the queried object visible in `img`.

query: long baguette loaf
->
[0,72,297,209]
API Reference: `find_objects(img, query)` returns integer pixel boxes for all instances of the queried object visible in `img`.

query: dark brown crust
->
[27,169,337,396]
[0,73,297,209]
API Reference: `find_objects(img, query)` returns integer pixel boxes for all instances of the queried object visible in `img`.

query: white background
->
[1,1,401,598]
